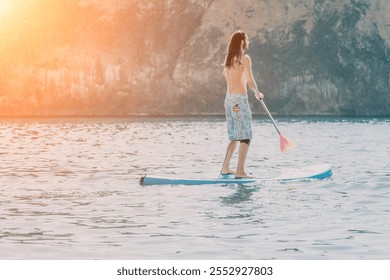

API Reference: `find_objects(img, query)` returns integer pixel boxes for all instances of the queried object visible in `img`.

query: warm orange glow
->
[0,0,142,116]
[0,0,13,17]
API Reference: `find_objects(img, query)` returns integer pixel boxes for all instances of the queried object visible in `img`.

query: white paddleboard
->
[140,164,332,186]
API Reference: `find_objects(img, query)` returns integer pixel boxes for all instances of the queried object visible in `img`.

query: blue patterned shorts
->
[224,94,253,141]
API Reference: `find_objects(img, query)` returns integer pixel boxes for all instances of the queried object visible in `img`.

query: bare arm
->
[243,55,264,100]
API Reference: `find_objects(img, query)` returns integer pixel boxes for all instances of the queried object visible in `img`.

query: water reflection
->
[220,185,258,205]
[0,117,389,259]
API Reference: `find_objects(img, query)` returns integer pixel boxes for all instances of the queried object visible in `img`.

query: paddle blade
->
[279,133,295,153]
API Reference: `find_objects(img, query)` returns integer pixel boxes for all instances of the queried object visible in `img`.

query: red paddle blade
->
[280,133,295,153]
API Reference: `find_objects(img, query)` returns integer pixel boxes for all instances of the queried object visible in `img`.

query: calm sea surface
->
[0,116,389,259]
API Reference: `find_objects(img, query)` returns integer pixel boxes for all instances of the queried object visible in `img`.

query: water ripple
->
[0,117,389,259]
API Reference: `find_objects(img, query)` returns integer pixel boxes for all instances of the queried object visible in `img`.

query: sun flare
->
[0,0,13,17]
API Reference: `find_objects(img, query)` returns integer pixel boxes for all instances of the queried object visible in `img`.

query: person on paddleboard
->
[221,30,264,179]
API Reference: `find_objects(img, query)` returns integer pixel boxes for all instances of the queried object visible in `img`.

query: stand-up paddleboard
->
[140,163,332,186]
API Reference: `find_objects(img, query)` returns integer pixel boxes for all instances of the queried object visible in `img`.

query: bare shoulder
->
[242,54,252,65]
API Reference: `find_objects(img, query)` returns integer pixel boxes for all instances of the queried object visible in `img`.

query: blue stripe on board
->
[139,164,332,186]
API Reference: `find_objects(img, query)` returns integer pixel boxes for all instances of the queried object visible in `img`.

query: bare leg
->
[222,140,237,174]
[235,142,250,177]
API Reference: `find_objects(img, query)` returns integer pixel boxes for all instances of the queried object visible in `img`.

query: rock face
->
[0,0,389,116]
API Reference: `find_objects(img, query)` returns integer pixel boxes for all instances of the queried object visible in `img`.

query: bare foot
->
[235,172,254,179]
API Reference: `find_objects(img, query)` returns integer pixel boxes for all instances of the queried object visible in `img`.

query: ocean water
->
[0,116,389,260]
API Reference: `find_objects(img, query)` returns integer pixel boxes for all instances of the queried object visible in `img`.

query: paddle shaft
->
[259,100,281,135]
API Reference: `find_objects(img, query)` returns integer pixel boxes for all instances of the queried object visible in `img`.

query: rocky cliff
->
[0,0,389,116]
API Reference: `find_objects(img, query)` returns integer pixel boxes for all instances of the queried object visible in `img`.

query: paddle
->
[259,99,295,153]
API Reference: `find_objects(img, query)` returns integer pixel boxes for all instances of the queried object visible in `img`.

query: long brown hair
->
[224,30,248,68]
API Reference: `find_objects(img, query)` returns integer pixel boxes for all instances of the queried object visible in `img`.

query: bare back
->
[223,54,257,96]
